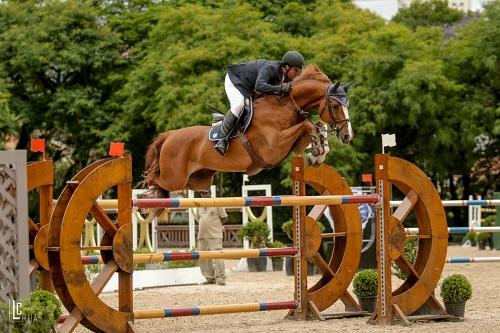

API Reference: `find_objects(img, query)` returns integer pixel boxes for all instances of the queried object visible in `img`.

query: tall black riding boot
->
[214,112,239,155]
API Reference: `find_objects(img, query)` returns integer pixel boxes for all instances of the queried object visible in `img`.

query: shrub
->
[281,219,325,241]
[482,215,496,227]
[465,231,477,241]
[0,289,63,333]
[0,302,12,333]
[237,221,270,248]
[281,220,294,241]
[392,238,418,280]
[475,232,491,242]
[440,274,472,303]
[269,240,285,248]
[353,269,378,298]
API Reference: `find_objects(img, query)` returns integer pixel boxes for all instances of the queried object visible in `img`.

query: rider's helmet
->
[282,51,305,69]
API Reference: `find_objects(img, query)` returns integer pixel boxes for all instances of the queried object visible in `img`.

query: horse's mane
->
[294,64,331,84]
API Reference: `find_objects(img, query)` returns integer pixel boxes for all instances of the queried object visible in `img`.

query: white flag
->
[382,134,396,148]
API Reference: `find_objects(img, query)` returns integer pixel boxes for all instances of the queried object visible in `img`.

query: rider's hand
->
[280,82,292,95]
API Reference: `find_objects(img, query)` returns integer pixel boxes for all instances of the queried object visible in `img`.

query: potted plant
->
[440,273,472,318]
[392,239,418,280]
[281,220,316,276]
[268,240,285,271]
[475,232,491,250]
[465,231,477,247]
[353,269,378,312]
[237,221,270,272]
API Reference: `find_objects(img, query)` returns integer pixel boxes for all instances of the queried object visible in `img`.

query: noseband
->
[320,86,350,136]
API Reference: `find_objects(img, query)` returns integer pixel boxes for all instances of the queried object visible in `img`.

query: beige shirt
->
[195,207,227,239]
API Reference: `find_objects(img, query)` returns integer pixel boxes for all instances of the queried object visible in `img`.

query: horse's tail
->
[140,132,169,192]
[139,133,170,216]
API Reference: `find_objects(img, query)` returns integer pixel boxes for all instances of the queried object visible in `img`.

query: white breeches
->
[225,74,245,118]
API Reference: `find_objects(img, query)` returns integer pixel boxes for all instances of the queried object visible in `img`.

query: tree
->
[0,0,129,182]
[392,0,464,30]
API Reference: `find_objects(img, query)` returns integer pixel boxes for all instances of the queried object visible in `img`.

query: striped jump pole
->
[391,199,500,207]
[133,194,380,209]
[446,257,500,264]
[405,226,500,235]
[81,247,298,265]
[134,300,298,319]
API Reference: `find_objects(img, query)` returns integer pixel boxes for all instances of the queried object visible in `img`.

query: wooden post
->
[292,156,308,319]
[374,154,393,323]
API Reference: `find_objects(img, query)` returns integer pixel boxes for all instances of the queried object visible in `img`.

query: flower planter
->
[271,257,284,271]
[247,258,258,272]
[478,241,486,250]
[284,257,314,275]
[247,257,267,272]
[445,301,466,318]
[356,296,377,313]
[285,256,294,276]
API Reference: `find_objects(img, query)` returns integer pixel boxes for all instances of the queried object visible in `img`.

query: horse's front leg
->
[306,123,330,166]
[279,120,318,157]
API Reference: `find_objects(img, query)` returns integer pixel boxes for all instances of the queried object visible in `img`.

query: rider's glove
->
[280,82,292,95]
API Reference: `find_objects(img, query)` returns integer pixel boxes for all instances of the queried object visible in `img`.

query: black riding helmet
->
[282,51,305,69]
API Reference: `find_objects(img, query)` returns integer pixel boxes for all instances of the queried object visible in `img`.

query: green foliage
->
[281,220,294,241]
[280,219,324,241]
[353,269,378,297]
[237,221,270,248]
[0,0,497,226]
[482,215,496,227]
[269,240,285,248]
[133,247,151,270]
[440,274,472,303]
[393,0,464,30]
[392,239,418,280]
[475,232,491,242]
[0,302,11,333]
[465,231,477,241]
[0,289,63,333]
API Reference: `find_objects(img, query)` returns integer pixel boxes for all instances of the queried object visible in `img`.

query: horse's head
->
[319,81,353,144]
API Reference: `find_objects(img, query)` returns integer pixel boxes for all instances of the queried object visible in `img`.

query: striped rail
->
[134,300,298,319]
[392,199,500,207]
[132,194,380,208]
[405,227,500,234]
[446,257,500,264]
[81,247,298,265]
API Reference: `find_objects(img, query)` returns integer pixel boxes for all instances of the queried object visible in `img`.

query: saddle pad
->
[208,99,253,142]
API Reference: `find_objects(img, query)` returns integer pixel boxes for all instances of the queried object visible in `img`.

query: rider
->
[214,50,305,155]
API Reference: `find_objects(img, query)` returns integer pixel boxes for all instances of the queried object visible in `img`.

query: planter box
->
[445,301,466,318]
[271,257,284,271]
[94,267,205,293]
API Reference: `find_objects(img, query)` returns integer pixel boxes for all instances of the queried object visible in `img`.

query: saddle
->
[208,97,254,142]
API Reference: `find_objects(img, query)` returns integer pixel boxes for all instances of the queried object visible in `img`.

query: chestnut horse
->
[142,64,353,195]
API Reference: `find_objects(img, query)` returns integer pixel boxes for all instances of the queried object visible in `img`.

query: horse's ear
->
[331,81,340,92]
[343,82,353,92]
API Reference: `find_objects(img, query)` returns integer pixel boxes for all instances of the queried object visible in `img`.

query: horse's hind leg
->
[186,169,217,191]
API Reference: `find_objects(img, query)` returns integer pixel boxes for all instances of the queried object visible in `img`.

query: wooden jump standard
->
[44,153,451,331]
[46,155,372,332]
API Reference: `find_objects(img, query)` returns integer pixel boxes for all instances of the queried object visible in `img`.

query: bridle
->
[320,85,350,136]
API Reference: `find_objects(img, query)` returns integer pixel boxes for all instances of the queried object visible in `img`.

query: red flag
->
[30,138,46,153]
[362,174,372,183]
[109,142,125,157]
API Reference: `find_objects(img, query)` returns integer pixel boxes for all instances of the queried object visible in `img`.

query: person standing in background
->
[195,190,228,285]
